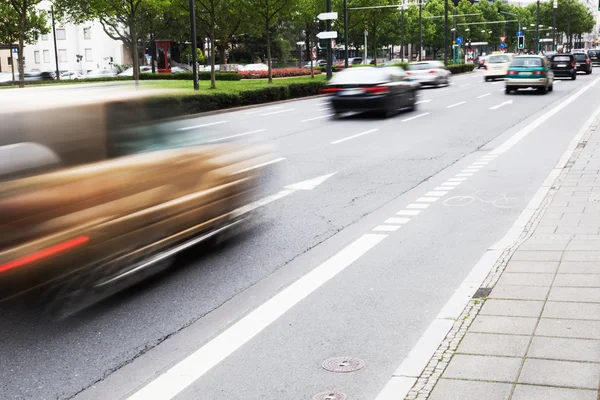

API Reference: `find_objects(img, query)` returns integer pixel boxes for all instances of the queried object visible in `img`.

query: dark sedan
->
[549,53,576,80]
[574,52,593,74]
[321,67,419,118]
[588,49,600,66]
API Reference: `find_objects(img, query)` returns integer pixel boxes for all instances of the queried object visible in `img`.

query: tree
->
[2,0,49,87]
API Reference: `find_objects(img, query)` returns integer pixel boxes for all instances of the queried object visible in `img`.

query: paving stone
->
[548,206,585,214]
[504,261,559,273]
[497,273,555,287]
[518,241,569,250]
[518,359,600,389]
[512,385,598,400]
[562,251,600,261]
[542,302,600,321]
[457,332,530,357]
[489,285,550,301]
[556,227,600,235]
[429,379,512,400]
[480,299,544,317]
[528,336,600,362]
[578,218,600,226]
[536,318,600,340]
[511,251,563,261]
[535,226,557,234]
[558,262,600,274]
[469,315,537,335]
[442,354,521,383]
[549,287,600,303]
[553,274,600,287]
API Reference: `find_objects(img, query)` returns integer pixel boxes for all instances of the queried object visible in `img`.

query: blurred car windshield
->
[408,62,442,70]
[329,67,391,84]
[552,55,572,62]
[511,57,542,67]
[574,54,587,61]
[488,55,510,63]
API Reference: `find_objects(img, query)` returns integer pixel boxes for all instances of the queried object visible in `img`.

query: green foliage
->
[446,63,475,74]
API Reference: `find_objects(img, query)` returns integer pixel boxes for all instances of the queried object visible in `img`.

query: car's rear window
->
[329,67,391,84]
[511,58,542,67]
[488,55,510,63]
[589,51,600,57]
[552,55,572,62]
[574,54,587,60]
[408,62,441,70]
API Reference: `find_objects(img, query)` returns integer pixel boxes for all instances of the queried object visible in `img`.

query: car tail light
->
[484,65,488,70]
[0,236,89,274]
[586,59,590,64]
[571,61,576,67]
[532,70,546,76]
[428,70,436,74]
[364,86,389,94]
[319,87,340,94]
[406,71,412,75]
[507,70,518,75]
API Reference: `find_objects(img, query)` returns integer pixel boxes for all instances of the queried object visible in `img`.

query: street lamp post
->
[553,0,557,51]
[344,0,349,68]
[419,0,423,61]
[50,7,60,80]
[189,0,199,91]
[535,0,540,53]
[326,0,332,79]
[401,3,405,61]
[444,0,448,66]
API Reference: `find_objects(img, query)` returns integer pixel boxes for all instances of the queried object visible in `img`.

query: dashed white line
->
[407,203,430,209]
[302,114,334,122]
[402,112,430,122]
[459,84,471,87]
[176,121,228,131]
[331,129,379,144]
[397,210,421,216]
[477,93,491,99]
[462,169,479,173]
[434,186,454,191]
[442,182,462,186]
[416,197,439,203]
[385,217,411,224]
[447,101,466,108]
[473,161,489,165]
[426,191,448,196]
[374,225,401,232]
[232,157,286,174]
[261,109,295,116]
[456,173,474,177]
[449,178,467,182]
[416,99,432,104]
[207,129,266,143]
[315,102,329,106]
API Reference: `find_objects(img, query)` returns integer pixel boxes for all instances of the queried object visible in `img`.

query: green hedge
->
[447,64,475,74]
[140,72,242,81]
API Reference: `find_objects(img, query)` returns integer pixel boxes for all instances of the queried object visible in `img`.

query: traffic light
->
[497,7,501,17]
[518,35,525,49]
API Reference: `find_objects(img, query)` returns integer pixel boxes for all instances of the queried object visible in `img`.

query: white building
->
[23,2,125,74]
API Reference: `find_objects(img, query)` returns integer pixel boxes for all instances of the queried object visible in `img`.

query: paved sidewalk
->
[404,125,600,398]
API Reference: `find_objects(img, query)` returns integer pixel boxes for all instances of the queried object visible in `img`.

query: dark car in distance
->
[549,53,577,80]
[573,52,593,74]
[588,49,600,66]
[321,66,419,118]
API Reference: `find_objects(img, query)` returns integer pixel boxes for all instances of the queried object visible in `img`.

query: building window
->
[42,34,48,41]
[34,51,40,63]
[58,49,67,62]
[8,57,12,66]
[85,48,93,62]
[43,50,50,63]
[56,28,66,40]
[83,27,91,40]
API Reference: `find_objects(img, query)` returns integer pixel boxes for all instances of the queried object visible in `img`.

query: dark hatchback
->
[322,67,419,118]
[549,53,576,80]
[588,49,600,66]
[574,52,593,74]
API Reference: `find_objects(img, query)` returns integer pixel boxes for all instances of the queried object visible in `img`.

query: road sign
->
[553,0,557,8]
[12,47,17,54]
[517,31,523,36]
[317,31,338,39]
[456,36,463,45]
[500,36,507,43]
[499,43,507,49]
[317,12,338,20]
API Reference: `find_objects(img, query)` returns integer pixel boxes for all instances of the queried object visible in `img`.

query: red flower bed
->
[239,67,322,79]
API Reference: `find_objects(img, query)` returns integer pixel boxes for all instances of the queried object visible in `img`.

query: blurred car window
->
[488,55,510,63]
[511,57,543,67]
[0,142,61,181]
[329,67,392,85]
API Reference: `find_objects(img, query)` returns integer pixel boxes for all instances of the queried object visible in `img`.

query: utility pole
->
[51,6,60,80]
[535,0,540,53]
[364,28,368,60]
[444,0,448,66]
[326,0,332,79]
[553,0,557,51]
[419,0,423,60]
[401,3,405,61]
[189,0,199,91]
[344,0,349,68]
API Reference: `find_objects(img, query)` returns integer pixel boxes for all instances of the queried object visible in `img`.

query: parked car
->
[548,53,576,80]
[118,66,153,76]
[406,61,451,87]
[505,55,553,94]
[588,49,600,66]
[238,63,269,71]
[348,57,363,65]
[86,69,118,78]
[573,52,592,74]
[60,71,83,80]
[484,53,515,81]
[321,66,419,118]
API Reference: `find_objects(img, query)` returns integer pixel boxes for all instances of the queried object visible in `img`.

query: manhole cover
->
[322,357,365,373]
[473,287,492,299]
[313,391,347,400]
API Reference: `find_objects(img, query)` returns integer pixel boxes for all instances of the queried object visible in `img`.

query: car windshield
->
[329,67,391,84]
[574,54,587,61]
[408,62,437,70]
[488,55,510,63]
[511,57,542,67]
[552,55,572,62]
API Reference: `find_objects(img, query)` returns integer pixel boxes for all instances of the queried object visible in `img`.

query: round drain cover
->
[313,391,347,400]
[322,357,365,373]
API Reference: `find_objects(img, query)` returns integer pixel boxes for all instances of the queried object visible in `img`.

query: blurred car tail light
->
[319,87,340,94]
[507,70,517,75]
[532,70,545,75]
[364,86,389,94]
[428,70,436,74]
[586,59,590,64]
[406,71,412,75]
[0,236,89,274]
[571,61,576,67]
[484,65,488,70]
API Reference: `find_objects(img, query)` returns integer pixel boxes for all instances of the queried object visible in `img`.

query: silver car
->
[406,61,451,87]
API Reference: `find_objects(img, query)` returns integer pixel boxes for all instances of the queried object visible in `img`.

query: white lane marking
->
[261,109,295,116]
[467,166,483,169]
[473,161,489,165]
[302,114,334,122]
[426,191,448,196]
[491,81,503,85]
[434,186,454,191]
[489,100,513,110]
[374,225,401,232]
[437,88,449,92]
[491,77,600,155]
[407,203,429,209]
[235,172,336,215]
[315,102,329,106]
[402,112,430,122]
[128,234,387,400]
[331,129,379,144]
[481,156,497,160]
[397,210,421,216]
[385,217,411,224]
[376,86,600,400]
[318,108,331,112]
[416,99,432,104]
[265,106,283,110]
[447,101,466,108]
[462,169,480,173]
[232,157,286,174]
[416,197,439,203]
[456,173,474,177]
[442,182,461,186]
[448,178,467,182]
[207,129,266,143]
[477,93,491,99]
[176,121,228,132]
[459,83,471,87]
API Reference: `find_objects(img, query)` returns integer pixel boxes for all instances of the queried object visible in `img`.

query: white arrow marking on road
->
[235,172,337,215]
[489,100,513,110]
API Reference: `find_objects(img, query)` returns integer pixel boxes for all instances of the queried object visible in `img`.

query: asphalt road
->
[2,69,600,400]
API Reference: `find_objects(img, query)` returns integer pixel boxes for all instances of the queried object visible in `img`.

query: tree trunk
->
[210,29,216,89]
[219,46,226,68]
[266,22,272,84]
[151,35,156,73]
[18,4,26,88]
[372,30,377,66]
[130,21,140,81]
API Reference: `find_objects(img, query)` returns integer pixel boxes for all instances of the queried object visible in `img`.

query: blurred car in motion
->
[118,66,153,76]
[381,58,408,66]
[238,63,269,71]
[573,51,592,74]
[505,55,553,94]
[0,87,271,318]
[484,53,514,81]
[406,61,450,87]
[61,71,83,80]
[24,71,56,81]
[86,69,118,78]
[477,55,487,69]
[588,49,600,66]
[321,66,419,118]
[549,53,576,80]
